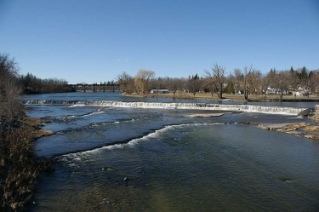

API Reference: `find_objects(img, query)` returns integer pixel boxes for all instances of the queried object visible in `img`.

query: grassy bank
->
[126,92,319,102]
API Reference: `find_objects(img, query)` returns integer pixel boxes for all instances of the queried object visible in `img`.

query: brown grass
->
[128,92,319,102]
[0,121,52,211]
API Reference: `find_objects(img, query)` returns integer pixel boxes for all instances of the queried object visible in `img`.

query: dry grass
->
[0,121,52,211]
[131,91,319,102]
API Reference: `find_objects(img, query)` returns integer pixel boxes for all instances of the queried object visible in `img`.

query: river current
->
[24,92,319,211]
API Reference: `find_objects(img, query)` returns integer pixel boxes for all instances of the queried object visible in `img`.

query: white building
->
[150,89,170,94]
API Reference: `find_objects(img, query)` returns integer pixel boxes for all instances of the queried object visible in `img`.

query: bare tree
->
[202,77,216,97]
[117,72,134,94]
[165,77,182,98]
[187,74,201,97]
[260,74,268,99]
[242,66,252,100]
[266,69,291,101]
[224,73,235,94]
[234,66,263,100]
[205,64,226,99]
[134,69,155,94]
[309,70,319,95]
[0,54,23,121]
[233,68,243,94]
[247,69,263,97]
[149,77,166,97]
[288,67,299,93]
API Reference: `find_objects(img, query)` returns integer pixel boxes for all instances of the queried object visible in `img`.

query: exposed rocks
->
[304,134,317,139]
[258,122,319,140]
[297,108,312,117]
[303,125,319,132]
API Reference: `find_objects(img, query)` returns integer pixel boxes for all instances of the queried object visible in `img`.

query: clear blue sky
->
[1,0,319,84]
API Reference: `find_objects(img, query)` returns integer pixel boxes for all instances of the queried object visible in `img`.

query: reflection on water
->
[24,93,319,211]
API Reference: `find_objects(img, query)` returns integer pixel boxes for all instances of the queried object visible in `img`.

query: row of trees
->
[118,65,319,100]
[1,55,74,102]
[20,73,75,94]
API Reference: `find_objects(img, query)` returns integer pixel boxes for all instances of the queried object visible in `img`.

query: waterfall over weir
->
[23,100,308,116]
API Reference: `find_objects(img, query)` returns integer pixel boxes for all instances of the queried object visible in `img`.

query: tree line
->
[117,65,319,100]
[20,73,75,94]
[1,55,74,96]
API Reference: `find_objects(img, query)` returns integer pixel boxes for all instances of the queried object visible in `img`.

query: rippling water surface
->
[25,92,319,211]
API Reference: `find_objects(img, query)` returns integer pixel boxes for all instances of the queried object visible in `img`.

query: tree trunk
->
[279,91,283,102]
[244,90,248,100]
[210,85,214,97]
[218,83,223,99]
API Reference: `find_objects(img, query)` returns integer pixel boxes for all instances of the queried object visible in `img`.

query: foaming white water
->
[24,100,307,116]
[61,122,223,161]
[104,101,307,115]
[83,110,104,117]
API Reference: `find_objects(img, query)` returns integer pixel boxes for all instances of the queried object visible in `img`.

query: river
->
[24,92,319,211]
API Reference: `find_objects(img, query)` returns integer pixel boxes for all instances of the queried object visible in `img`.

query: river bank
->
[0,116,53,211]
[124,92,319,102]
[257,122,319,140]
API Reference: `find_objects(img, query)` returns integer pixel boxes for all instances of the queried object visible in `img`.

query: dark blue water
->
[25,92,319,211]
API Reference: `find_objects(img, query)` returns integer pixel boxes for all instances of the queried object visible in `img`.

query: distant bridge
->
[68,83,120,92]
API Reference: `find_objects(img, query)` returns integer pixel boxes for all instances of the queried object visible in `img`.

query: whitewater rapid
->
[24,100,308,116]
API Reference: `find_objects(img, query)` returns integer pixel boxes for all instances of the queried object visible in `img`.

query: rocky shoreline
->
[257,122,319,140]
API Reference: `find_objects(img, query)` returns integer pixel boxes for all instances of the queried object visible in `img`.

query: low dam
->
[23,100,308,116]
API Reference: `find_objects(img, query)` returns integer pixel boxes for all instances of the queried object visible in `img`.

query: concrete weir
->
[23,100,309,116]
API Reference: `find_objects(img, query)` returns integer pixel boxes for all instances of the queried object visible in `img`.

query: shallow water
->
[24,93,319,211]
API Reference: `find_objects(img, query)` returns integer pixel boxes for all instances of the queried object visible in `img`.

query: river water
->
[24,92,319,211]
